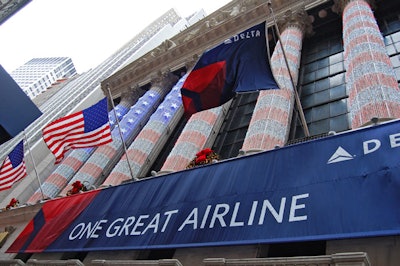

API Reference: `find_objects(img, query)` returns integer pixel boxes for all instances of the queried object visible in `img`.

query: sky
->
[0,0,231,74]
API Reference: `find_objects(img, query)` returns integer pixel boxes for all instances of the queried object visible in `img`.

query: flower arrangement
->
[186,148,220,169]
[6,198,19,210]
[67,181,87,196]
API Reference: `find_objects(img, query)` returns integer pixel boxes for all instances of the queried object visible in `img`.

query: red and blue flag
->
[181,22,278,116]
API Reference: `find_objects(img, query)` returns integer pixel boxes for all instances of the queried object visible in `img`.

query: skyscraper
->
[11,57,77,99]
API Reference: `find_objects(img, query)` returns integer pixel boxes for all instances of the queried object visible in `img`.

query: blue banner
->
[8,120,400,253]
[0,65,42,144]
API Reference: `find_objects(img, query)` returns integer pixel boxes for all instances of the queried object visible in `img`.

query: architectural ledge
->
[203,252,371,266]
[91,259,183,265]
[0,202,42,225]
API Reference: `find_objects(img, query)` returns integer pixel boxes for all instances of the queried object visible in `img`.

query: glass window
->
[330,84,347,100]
[330,61,344,75]
[382,13,400,83]
[291,14,349,141]
[212,92,259,159]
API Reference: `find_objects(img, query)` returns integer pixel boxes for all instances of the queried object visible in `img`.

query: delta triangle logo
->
[327,146,354,164]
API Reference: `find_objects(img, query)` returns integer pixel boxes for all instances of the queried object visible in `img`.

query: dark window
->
[60,251,87,261]
[267,241,326,257]
[212,92,259,159]
[14,253,32,263]
[377,0,400,83]
[137,249,175,260]
[292,13,349,140]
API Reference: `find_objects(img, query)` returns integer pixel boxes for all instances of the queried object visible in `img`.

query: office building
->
[11,57,77,99]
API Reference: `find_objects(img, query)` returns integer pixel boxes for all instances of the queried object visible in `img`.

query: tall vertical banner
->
[0,65,42,144]
[181,22,278,116]
[8,120,400,253]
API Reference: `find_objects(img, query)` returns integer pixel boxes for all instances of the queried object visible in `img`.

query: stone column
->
[102,75,186,185]
[242,9,311,154]
[156,58,230,173]
[58,72,178,196]
[337,0,400,128]
[26,92,135,204]
[159,104,229,173]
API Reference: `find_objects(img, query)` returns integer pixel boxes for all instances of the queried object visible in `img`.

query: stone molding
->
[203,252,371,266]
[276,8,314,36]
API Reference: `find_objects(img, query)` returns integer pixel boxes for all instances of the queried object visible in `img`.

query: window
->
[292,15,350,140]
[378,0,400,83]
[212,92,259,159]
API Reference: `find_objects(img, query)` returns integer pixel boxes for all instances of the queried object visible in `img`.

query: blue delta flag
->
[181,22,279,116]
[0,65,42,144]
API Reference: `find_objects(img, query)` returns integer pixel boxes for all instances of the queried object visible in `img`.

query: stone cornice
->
[276,8,314,36]
[101,0,330,98]
[0,203,42,225]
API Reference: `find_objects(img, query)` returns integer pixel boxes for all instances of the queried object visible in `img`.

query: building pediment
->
[101,0,328,98]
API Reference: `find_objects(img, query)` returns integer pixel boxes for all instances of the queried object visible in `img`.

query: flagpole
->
[106,85,138,181]
[24,131,45,201]
[267,1,310,137]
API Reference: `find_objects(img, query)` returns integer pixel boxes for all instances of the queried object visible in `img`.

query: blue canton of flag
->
[0,140,26,191]
[181,21,279,116]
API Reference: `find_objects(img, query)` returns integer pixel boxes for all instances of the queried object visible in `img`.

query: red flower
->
[67,181,86,196]
[187,148,219,169]
[195,154,207,164]
[6,198,19,210]
[196,148,213,157]
[10,198,18,205]
[72,181,83,189]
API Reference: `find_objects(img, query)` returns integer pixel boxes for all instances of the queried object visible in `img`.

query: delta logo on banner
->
[8,120,400,253]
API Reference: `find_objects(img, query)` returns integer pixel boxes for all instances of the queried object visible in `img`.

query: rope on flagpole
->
[24,131,45,201]
[106,85,138,181]
[267,0,310,137]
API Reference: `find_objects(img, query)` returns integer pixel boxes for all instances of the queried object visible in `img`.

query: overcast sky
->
[0,0,231,74]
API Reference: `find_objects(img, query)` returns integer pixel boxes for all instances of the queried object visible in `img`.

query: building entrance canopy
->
[7,119,400,253]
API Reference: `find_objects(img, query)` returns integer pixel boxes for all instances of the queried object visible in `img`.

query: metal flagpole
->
[106,85,138,181]
[267,0,310,137]
[24,131,45,200]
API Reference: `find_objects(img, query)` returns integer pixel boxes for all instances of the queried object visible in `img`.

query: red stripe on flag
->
[0,142,27,191]
[42,98,112,164]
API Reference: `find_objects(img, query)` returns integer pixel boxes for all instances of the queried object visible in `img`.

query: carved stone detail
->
[151,39,177,57]
[276,8,313,36]
[185,54,200,71]
[119,86,141,107]
[150,71,179,93]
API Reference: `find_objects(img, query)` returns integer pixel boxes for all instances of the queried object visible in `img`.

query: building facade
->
[0,0,400,265]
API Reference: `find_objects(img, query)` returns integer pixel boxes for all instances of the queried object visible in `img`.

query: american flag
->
[0,140,26,191]
[43,98,112,164]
